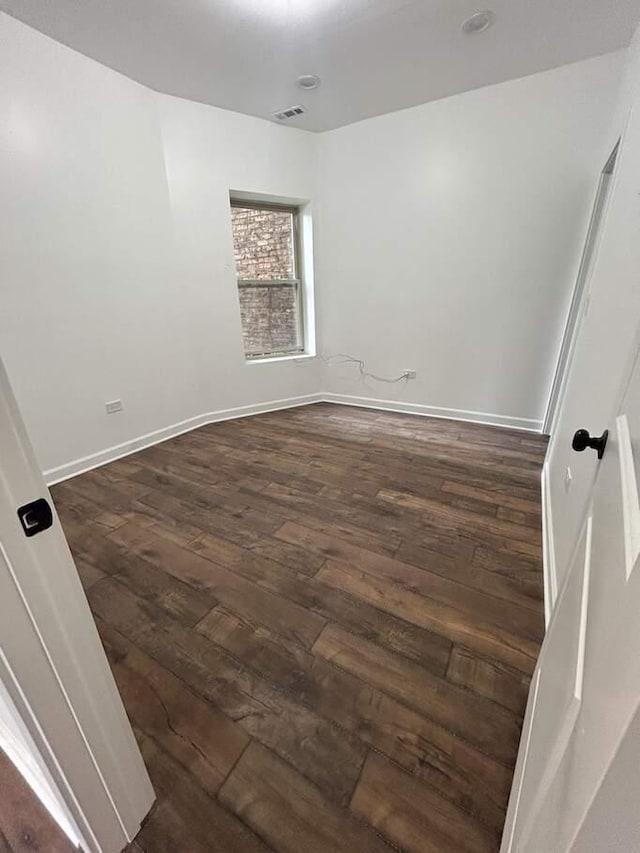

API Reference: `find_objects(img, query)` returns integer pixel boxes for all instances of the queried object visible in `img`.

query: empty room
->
[3,1,640,851]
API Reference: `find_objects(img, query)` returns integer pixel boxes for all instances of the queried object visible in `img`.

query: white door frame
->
[543,140,621,436]
[0,355,154,852]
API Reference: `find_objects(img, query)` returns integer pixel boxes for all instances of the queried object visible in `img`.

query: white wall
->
[315,54,624,431]
[0,11,628,478]
[0,13,320,479]
[546,25,640,590]
[156,94,320,407]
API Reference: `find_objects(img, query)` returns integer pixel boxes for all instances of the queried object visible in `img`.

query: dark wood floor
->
[0,749,75,852]
[51,403,547,853]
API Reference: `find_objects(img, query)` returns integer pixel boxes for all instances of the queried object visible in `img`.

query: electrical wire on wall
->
[296,353,410,384]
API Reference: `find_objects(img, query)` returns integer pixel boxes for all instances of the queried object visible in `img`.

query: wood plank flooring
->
[0,749,75,852]
[51,403,547,852]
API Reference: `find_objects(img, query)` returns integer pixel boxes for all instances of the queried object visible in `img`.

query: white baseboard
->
[44,391,544,486]
[44,393,323,485]
[322,392,543,433]
[541,461,557,627]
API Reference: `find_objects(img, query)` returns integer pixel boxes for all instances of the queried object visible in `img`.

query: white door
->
[502,43,640,845]
[0,355,154,852]
[503,331,640,850]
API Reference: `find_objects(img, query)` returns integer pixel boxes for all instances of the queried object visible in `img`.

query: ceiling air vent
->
[272,105,306,121]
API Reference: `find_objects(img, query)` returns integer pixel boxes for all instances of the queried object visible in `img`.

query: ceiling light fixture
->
[461,10,495,35]
[296,74,321,91]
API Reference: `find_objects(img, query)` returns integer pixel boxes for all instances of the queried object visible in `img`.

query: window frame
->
[230,198,305,361]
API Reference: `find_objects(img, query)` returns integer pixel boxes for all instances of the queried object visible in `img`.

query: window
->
[230,200,305,360]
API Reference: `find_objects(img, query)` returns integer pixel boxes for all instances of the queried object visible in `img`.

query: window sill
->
[245,353,316,365]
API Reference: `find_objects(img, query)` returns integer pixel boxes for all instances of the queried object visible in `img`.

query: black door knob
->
[572,428,608,460]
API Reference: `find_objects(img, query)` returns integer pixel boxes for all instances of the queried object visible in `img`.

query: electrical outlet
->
[404,369,417,380]
[105,399,123,415]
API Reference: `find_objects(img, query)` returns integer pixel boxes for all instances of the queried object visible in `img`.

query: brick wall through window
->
[231,204,302,357]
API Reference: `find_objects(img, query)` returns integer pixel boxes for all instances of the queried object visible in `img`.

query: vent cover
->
[272,105,306,121]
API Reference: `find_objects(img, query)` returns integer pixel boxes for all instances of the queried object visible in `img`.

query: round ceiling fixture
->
[296,74,321,91]
[461,10,495,35]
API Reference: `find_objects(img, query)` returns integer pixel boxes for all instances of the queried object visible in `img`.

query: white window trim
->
[245,352,316,365]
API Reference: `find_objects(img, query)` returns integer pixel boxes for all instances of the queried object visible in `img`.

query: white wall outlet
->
[105,399,123,414]
[404,369,417,379]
